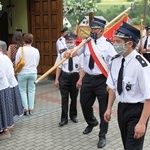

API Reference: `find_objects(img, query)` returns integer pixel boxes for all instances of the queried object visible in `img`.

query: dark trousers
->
[80,74,108,137]
[118,102,147,150]
[59,71,79,121]
[143,53,150,63]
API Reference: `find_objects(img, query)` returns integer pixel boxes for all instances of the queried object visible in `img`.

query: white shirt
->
[3,55,18,87]
[77,36,117,75]
[56,36,67,54]
[107,50,150,103]
[58,50,84,73]
[138,36,150,53]
[0,53,10,90]
[15,46,40,74]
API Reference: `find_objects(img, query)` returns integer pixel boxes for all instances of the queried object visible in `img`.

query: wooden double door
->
[27,0,63,74]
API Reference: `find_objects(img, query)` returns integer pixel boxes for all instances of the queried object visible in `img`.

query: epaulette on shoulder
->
[136,55,148,67]
[111,54,120,61]
[59,38,62,41]
[59,48,67,54]
[106,39,113,45]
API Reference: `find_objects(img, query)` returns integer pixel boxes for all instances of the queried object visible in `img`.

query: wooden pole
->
[89,12,94,26]
[35,37,92,84]
[139,19,144,55]
[143,0,148,26]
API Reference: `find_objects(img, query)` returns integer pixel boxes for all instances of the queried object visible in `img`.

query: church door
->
[27,0,63,74]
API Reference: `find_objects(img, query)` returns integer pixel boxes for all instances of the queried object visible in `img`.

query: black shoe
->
[24,111,28,116]
[29,110,33,115]
[97,137,106,148]
[71,117,78,123]
[59,120,68,127]
[83,122,98,134]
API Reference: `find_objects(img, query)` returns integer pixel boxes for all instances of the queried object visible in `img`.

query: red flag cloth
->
[104,14,128,43]
[76,38,82,46]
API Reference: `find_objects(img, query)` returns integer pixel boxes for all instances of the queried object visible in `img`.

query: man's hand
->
[104,109,112,122]
[141,48,146,53]
[63,50,72,58]
[55,79,59,88]
[134,122,146,139]
[76,79,82,89]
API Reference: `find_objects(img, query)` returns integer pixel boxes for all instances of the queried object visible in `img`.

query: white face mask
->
[113,42,129,55]
[66,43,75,49]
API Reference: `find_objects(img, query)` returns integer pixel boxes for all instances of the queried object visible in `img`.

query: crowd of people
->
[0,32,40,140]
[1,17,150,150]
[56,18,150,150]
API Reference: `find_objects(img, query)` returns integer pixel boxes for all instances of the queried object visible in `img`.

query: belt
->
[144,52,150,54]
[119,102,143,105]
[85,73,103,79]
[62,71,79,75]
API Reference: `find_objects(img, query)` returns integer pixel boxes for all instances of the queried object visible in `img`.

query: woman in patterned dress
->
[7,30,23,67]
[0,41,23,140]
[0,49,13,140]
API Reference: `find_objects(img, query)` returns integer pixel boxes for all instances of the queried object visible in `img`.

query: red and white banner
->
[104,14,128,42]
[87,39,108,78]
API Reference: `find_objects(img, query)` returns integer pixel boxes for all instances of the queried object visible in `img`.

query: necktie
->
[89,55,94,69]
[117,58,125,95]
[88,40,96,69]
[68,58,73,71]
[144,37,148,49]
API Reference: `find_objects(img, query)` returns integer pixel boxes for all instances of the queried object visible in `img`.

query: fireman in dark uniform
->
[55,33,84,127]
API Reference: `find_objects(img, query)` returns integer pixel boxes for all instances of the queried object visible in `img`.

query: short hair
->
[24,33,33,44]
[123,38,137,49]
[0,40,7,52]
[12,30,23,46]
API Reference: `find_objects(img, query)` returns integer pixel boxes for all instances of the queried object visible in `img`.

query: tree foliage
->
[63,0,97,16]
[63,0,150,28]
[128,1,150,26]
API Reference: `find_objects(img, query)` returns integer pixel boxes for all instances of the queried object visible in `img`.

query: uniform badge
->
[75,64,78,68]
[126,82,131,91]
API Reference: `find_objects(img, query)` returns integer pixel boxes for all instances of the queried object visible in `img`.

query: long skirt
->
[0,88,14,131]
[11,85,24,116]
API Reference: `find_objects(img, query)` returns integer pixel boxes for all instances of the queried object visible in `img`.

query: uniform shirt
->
[107,50,150,103]
[138,36,150,53]
[58,49,84,73]
[56,36,67,54]
[77,36,117,75]
[15,46,40,74]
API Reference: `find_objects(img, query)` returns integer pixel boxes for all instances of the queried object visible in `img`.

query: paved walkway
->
[0,79,150,150]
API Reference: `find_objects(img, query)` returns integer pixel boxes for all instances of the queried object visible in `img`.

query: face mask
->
[90,29,102,40]
[90,32,98,40]
[66,43,75,49]
[113,42,129,55]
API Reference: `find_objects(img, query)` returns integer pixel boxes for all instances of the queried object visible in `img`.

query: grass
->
[97,2,133,12]
[101,0,134,2]
[101,0,127,2]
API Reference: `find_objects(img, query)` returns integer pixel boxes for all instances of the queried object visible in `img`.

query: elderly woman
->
[0,40,23,140]
[15,33,40,115]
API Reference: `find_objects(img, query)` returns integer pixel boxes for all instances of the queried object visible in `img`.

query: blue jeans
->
[17,73,37,110]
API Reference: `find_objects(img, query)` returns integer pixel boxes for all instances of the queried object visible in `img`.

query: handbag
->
[14,47,25,74]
